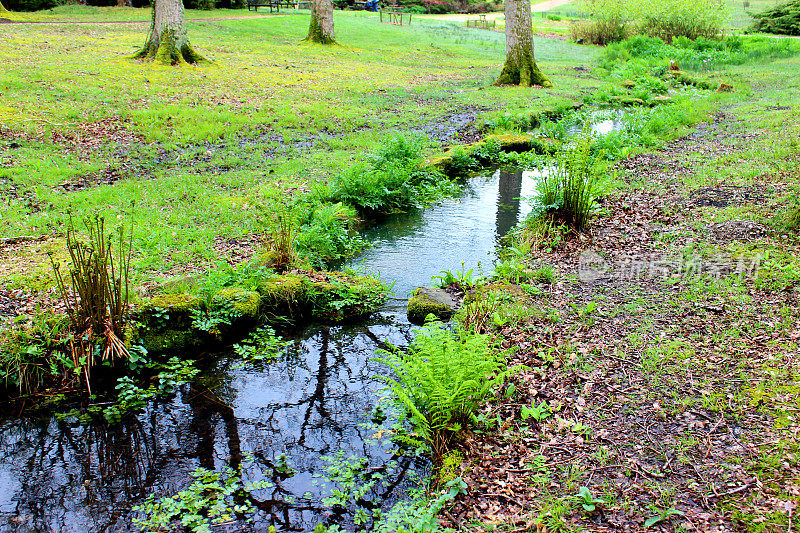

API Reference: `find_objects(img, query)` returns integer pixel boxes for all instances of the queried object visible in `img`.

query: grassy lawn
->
[0,9,599,287]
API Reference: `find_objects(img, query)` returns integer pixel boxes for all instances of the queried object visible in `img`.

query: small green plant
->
[233,325,288,363]
[571,300,599,326]
[520,401,552,422]
[432,262,479,291]
[644,506,684,528]
[532,133,605,232]
[574,486,605,512]
[133,466,272,532]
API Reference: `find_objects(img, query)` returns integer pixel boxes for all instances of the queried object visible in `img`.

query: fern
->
[375,324,509,459]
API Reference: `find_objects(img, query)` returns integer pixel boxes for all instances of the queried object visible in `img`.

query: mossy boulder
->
[650,95,673,106]
[620,97,646,107]
[530,137,561,155]
[212,287,261,319]
[258,273,306,315]
[138,293,203,329]
[139,327,204,354]
[407,287,459,324]
[423,154,453,170]
[484,133,534,152]
[306,272,389,323]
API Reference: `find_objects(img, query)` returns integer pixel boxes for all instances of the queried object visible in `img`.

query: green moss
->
[212,287,261,318]
[407,288,456,324]
[139,327,203,353]
[423,154,453,170]
[142,293,203,314]
[259,274,305,305]
[484,133,534,152]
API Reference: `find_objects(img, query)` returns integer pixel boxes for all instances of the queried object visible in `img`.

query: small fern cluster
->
[375,324,508,460]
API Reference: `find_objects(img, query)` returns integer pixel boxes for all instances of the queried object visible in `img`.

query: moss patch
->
[407,287,458,324]
[212,287,261,318]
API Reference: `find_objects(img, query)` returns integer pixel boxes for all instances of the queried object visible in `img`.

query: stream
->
[0,114,625,532]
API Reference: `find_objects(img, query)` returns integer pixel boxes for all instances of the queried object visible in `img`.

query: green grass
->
[0,10,599,284]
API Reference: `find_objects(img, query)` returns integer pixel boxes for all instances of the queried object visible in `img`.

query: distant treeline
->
[8,0,498,13]
[6,0,246,11]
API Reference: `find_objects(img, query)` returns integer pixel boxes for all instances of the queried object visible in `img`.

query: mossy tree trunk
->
[134,0,205,65]
[306,0,335,44]
[495,0,552,87]
[0,2,9,12]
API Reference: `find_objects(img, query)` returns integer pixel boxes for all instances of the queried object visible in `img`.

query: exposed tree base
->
[494,54,553,88]
[133,30,207,65]
[303,35,337,44]
[304,24,336,44]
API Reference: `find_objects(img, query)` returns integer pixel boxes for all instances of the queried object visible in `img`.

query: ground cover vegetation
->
[1,3,800,532]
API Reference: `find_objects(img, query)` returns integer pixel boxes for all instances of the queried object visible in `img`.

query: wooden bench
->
[466,14,496,29]
[379,7,411,25]
[247,0,309,12]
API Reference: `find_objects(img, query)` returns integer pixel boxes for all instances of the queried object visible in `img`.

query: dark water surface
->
[0,112,625,531]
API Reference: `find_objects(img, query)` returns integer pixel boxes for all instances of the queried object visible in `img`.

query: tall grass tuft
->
[533,133,604,233]
[50,214,132,394]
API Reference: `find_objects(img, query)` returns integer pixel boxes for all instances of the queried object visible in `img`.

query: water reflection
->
[0,166,558,532]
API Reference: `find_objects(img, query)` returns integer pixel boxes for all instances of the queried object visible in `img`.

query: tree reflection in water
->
[0,321,419,532]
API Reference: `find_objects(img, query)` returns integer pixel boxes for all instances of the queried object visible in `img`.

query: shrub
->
[49,215,133,392]
[375,323,508,460]
[750,0,800,35]
[570,17,629,45]
[580,0,728,42]
[294,202,366,269]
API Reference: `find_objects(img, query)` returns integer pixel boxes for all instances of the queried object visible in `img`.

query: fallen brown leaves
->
[444,111,800,532]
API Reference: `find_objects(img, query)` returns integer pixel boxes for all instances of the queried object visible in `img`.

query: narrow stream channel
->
[0,115,625,532]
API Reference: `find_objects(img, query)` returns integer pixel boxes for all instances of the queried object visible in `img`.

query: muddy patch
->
[413,108,486,146]
[55,166,127,192]
[690,184,768,207]
[706,219,771,242]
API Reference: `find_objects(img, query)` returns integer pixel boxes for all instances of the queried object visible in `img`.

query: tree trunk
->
[134,0,205,65]
[306,0,335,44]
[0,2,9,12]
[495,0,552,87]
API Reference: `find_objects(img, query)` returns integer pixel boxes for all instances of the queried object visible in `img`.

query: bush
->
[324,135,455,217]
[375,323,508,459]
[294,202,366,269]
[579,0,728,43]
[570,17,629,45]
[750,0,800,35]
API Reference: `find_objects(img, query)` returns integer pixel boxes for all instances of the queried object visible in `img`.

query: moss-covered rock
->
[307,272,388,323]
[259,274,305,306]
[423,154,453,170]
[139,327,204,353]
[484,133,534,152]
[142,293,203,314]
[530,136,561,155]
[620,97,646,107]
[212,287,261,319]
[407,287,458,324]
[650,95,673,105]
